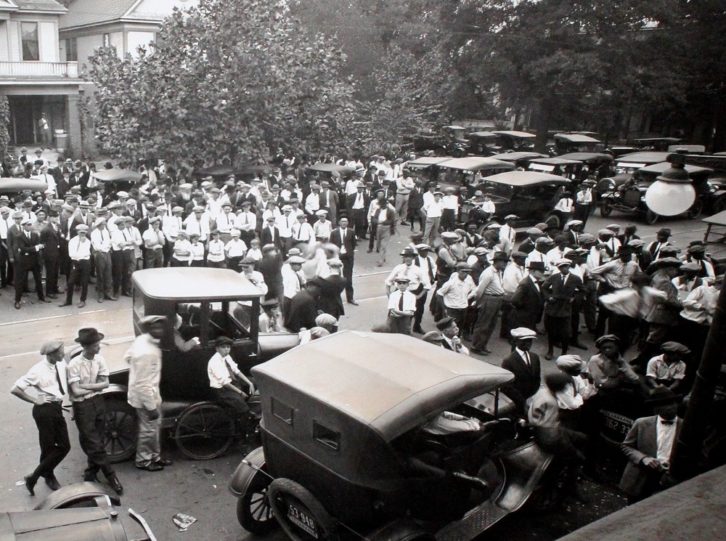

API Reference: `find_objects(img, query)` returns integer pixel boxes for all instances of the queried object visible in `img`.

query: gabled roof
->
[60,0,197,30]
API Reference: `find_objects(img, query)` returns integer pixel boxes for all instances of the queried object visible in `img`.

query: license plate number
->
[287,503,318,538]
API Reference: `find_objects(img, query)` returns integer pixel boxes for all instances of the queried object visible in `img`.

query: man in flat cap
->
[124,315,171,471]
[14,217,51,309]
[501,328,541,415]
[11,340,70,495]
[645,341,690,394]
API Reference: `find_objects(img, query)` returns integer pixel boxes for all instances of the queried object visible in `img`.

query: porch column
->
[66,93,82,157]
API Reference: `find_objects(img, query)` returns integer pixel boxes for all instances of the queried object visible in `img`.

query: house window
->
[65,38,78,62]
[21,22,40,61]
[103,33,110,47]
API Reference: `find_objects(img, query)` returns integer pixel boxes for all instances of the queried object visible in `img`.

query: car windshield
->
[478,181,514,202]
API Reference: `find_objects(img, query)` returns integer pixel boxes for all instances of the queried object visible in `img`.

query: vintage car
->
[552,132,602,154]
[595,151,672,196]
[229,331,556,541]
[0,177,48,194]
[630,137,682,151]
[492,130,536,151]
[488,151,548,169]
[556,152,614,180]
[464,170,572,229]
[599,161,714,224]
[526,156,583,179]
[465,131,501,156]
[101,268,298,462]
[0,482,156,540]
[437,156,515,196]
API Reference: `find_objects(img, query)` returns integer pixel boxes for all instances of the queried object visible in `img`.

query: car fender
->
[34,482,120,510]
[257,332,300,362]
[98,384,128,398]
[229,446,266,497]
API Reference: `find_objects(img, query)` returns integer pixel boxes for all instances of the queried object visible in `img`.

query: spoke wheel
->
[103,399,137,463]
[174,402,234,460]
[237,472,277,534]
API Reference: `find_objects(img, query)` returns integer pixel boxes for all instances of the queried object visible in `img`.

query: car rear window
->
[313,421,340,452]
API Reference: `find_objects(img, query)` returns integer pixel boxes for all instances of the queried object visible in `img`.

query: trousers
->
[473,296,503,350]
[94,251,113,299]
[31,403,70,480]
[65,259,90,303]
[134,406,161,467]
[340,254,355,302]
[72,396,113,476]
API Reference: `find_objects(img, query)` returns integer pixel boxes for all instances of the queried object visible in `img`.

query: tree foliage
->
[87,0,362,166]
[0,95,10,157]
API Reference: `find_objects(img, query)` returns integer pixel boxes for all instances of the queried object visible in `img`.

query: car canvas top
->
[438,156,515,171]
[252,330,513,440]
[481,170,571,187]
[132,267,264,300]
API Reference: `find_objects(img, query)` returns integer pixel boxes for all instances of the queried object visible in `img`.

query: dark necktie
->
[398,293,404,310]
[55,364,65,395]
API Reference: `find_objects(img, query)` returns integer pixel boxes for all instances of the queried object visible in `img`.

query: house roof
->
[1,0,66,12]
[59,0,197,30]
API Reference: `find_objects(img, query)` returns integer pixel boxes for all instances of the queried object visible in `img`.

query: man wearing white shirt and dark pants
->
[11,340,70,495]
[61,224,92,307]
[90,219,116,302]
[330,217,358,304]
[386,277,416,335]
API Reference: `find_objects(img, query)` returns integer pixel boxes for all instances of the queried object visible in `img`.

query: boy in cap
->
[386,277,416,334]
[645,342,690,394]
[67,328,123,494]
[11,340,70,495]
[207,336,256,425]
[224,229,247,270]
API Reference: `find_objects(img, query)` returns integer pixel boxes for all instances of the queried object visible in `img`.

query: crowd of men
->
[4,147,724,505]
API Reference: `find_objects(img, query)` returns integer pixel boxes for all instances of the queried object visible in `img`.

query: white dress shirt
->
[656,416,677,463]
[207,352,243,389]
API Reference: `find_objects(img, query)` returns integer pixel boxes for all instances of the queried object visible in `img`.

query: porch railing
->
[0,61,79,78]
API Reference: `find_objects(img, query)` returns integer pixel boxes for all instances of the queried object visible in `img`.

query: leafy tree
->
[0,95,10,157]
[87,0,361,166]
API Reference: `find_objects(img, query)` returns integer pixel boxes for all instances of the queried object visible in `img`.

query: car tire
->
[368,520,435,541]
[103,398,138,463]
[600,200,612,217]
[236,470,277,535]
[268,478,339,541]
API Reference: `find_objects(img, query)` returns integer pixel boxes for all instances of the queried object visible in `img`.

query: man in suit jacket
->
[346,185,370,240]
[260,216,283,250]
[501,328,541,416]
[620,388,681,503]
[329,217,357,304]
[14,219,51,309]
[40,212,62,298]
[542,258,583,360]
[511,261,545,330]
[407,179,425,232]
[319,181,339,227]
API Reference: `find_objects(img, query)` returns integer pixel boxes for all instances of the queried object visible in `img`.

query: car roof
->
[93,168,143,183]
[0,178,49,193]
[529,157,583,165]
[407,156,453,167]
[308,163,356,174]
[554,133,601,143]
[558,152,613,162]
[638,162,712,175]
[616,151,672,164]
[252,331,514,440]
[633,137,681,143]
[493,130,536,138]
[438,157,515,171]
[468,131,498,137]
[132,267,264,300]
[488,152,548,161]
[481,170,571,186]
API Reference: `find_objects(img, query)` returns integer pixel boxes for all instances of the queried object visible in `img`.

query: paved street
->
[0,212,718,539]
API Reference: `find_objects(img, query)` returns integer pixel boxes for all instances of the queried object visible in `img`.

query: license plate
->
[287,503,318,538]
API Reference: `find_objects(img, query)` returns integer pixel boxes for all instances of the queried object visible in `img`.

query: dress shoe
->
[105,295,117,301]
[47,294,57,299]
[545,352,554,361]
[97,298,104,303]
[122,292,132,297]
[106,473,124,495]
[366,249,372,253]
[135,462,164,472]
[77,301,86,308]
[347,300,359,306]
[45,476,61,491]
[58,302,72,307]
[24,475,37,496]
[14,302,21,309]
[154,457,173,466]
[39,298,51,303]
[412,326,424,334]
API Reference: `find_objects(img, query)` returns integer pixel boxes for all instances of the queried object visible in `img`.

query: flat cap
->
[40,340,64,355]
[661,341,690,355]
[511,327,537,340]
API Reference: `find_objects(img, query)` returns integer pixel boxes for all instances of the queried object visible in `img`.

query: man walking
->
[125,315,171,471]
[11,340,70,495]
[67,328,123,494]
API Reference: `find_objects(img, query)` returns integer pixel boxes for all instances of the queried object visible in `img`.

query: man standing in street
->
[471,251,509,355]
[60,224,91,308]
[125,315,171,471]
[14,217,51,310]
[329,216,358,305]
[90,218,116,302]
[11,340,70,495]
[67,328,123,494]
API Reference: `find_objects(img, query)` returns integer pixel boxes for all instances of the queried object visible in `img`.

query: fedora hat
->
[74,327,105,345]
